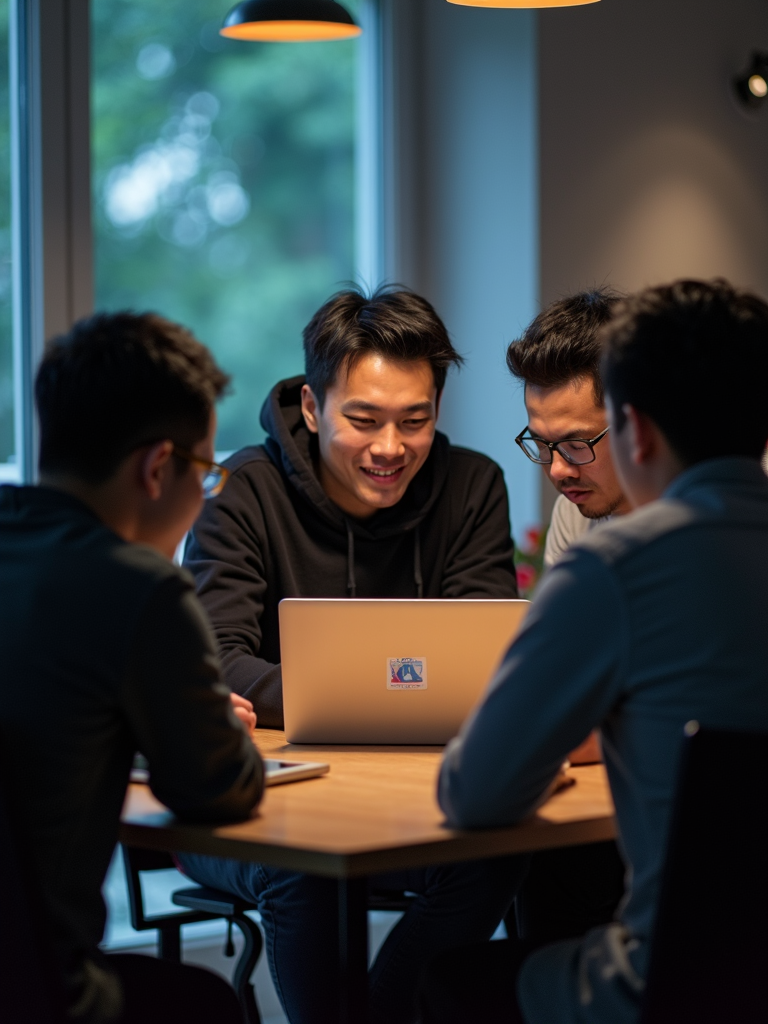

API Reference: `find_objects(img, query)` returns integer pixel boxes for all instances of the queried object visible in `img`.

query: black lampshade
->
[221,0,361,42]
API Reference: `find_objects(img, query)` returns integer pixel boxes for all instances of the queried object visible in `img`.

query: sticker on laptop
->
[387,657,427,690]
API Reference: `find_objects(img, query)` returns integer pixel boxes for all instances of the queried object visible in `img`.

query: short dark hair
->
[601,278,768,466]
[36,311,230,483]
[506,289,622,405]
[303,286,463,404]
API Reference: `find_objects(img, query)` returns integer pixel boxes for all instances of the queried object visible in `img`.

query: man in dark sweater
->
[0,313,263,1023]
[180,287,525,1024]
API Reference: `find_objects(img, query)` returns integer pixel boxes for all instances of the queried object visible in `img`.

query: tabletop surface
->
[120,729,616,878]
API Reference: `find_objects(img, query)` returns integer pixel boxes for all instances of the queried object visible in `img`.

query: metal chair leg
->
[230,912,263,1024]
[158,923,182,962]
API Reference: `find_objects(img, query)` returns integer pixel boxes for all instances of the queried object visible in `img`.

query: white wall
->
[538,0,768,517]
[384,0,540,542]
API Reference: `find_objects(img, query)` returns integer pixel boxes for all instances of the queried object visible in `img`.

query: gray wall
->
[384,0,540,542]
[538,0,768,517]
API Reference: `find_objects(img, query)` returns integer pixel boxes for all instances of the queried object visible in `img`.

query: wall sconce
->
[734,52,768,110]
[220,0,361,42]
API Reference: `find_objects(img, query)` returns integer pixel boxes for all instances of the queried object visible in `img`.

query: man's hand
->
[230,692,257,732]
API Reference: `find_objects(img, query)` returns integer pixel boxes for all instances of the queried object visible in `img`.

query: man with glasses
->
[0,311,263,1023]
[504,291,627,949]
[508,290,631,570]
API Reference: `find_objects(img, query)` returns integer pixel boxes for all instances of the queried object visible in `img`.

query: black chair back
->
[0,782,66,1023]
[640,725,768,1024]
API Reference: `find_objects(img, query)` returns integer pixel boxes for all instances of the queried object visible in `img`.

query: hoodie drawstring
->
[346,521,357,597]
[413,526,423,599]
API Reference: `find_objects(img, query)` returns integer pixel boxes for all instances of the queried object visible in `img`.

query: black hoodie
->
[185,377,518,727]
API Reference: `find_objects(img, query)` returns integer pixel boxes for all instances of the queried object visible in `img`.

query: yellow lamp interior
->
[446,0,600,7]
[221,19,362,41]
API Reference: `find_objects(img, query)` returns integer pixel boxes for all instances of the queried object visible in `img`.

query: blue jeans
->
[177,852,528,1024]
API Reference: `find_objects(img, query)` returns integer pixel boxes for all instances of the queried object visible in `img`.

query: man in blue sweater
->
[424,278,768,1023]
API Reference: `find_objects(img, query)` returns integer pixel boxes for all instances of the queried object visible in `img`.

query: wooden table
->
[120,729,616,1023]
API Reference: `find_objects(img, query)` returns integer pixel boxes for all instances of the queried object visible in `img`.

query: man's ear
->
[138,441,174,501]
[623,405,658,466]
[435,389,443,421]
[301,384,321,435]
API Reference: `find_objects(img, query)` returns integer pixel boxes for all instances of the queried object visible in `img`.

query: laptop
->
[280,598,529,745]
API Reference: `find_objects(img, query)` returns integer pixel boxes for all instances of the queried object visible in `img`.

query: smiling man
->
[185,286,518,727]
[301,353,437,515]
[180,286,523,1024]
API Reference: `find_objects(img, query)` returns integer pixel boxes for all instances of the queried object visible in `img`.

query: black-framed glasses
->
[514,426,610,466]
[173,447,230,498]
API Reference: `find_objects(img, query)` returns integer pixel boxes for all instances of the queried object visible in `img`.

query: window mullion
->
[10,0,93,483]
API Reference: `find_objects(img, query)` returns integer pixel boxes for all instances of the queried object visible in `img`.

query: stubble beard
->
[580,493,626,520]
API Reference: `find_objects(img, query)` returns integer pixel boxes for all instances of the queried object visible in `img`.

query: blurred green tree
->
[92,0,360,451]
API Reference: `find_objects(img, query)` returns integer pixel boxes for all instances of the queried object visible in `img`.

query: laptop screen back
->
[279,598,529,744]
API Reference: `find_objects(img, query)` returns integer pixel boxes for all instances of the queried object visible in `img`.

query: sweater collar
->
[663,456,768,502]
[0,483,105,525]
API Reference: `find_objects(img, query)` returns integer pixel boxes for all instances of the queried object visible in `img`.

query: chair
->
[122,845,417,1022]
[121,844,264,1024]
[0,784,67,1024]
[368,889,418,913]
[639,725,768,1024]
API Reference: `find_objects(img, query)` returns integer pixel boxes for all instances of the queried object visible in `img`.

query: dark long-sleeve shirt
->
[439,458,768,1024]
[0,485,263,1013]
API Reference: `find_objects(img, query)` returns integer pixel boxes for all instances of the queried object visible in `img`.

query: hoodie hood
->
[260,375,451,542]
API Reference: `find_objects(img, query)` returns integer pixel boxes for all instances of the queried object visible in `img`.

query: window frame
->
[10,0,92,482]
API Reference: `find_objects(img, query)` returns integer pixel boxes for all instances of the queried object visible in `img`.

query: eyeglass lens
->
[519,437,594,465]
[202,469,225,498]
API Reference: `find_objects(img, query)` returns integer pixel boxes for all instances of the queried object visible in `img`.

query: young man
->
[185,286,518,726]
[507,289,631,569]
[0,313,263,1024]
[506,291,628,942]
[425,278,768,1023]
[180,286,524,1024]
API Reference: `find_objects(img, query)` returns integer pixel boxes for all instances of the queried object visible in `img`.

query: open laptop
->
[280,598,529,745]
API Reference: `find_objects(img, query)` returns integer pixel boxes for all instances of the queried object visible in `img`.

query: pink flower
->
[525,526,542,548]
[516,563,538,593]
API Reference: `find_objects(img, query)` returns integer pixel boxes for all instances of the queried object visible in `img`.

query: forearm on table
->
[125,587,266,820]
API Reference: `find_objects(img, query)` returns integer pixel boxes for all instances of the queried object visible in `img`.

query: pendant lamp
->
[447,0,600,7]
[733,52,768,110]
[220,0,361,42]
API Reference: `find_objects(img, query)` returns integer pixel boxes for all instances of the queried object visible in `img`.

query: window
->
[92,0,365,453]
[0,0,14,482]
